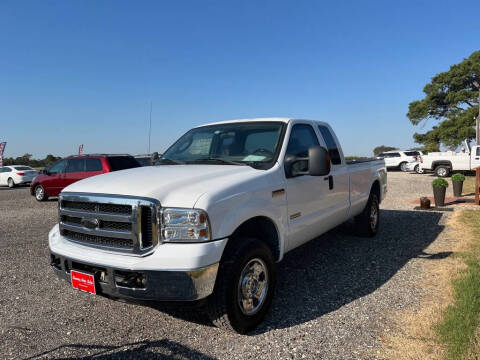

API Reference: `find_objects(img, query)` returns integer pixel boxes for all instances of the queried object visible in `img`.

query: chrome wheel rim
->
[437,168,447,177]
[370,204,378,230]
[8,179,13,187]
[400,163,407,171]
[35,187,44,200]
[237,258,269,315]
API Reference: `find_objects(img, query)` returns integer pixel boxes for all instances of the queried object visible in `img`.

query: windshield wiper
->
[156,158,185,165]
[189,158,249,166]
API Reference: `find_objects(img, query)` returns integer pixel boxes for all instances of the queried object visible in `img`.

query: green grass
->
[436,211,480,360]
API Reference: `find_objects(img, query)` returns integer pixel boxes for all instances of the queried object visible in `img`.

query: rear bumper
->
[50,251,219,301]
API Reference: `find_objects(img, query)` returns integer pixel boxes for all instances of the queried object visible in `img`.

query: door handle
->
[323,175,334,190]
[476,157,479,160]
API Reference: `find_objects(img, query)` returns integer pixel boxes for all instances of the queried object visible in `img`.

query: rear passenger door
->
[85,158,104,177]
[64,158,86,187]
[316,124,350,222]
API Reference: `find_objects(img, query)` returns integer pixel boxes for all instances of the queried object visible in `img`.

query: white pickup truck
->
[420,140,480,177]
[49,118,387,333]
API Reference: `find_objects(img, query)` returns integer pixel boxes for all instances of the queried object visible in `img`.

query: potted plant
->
[432,178,449,207]
[451,173,466,197]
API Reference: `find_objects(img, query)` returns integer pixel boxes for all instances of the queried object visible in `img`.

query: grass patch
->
[462,176,477,195]
[436,211,480,360]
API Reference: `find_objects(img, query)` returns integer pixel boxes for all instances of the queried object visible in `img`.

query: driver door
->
[285,123,331,251]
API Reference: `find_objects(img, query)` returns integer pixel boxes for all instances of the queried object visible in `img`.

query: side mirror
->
[308,146,331,176]
[284,146,330,178]
[151,152,159,163]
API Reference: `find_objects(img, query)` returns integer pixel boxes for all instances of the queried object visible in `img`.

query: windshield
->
[160,122,286,169]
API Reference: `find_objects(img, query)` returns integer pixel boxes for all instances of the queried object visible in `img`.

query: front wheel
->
[355,193,380,237]
[399,162,408,172]
[207,237,276,334]
[7,178,15,188]
[34,185,48,201]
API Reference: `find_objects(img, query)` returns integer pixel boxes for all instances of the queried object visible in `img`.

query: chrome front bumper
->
[50,251,219,301]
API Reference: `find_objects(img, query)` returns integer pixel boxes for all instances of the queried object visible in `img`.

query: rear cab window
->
[317,125,342,165]
[65,159,85,173]
[107,156,141,171]
[85,158,103,172]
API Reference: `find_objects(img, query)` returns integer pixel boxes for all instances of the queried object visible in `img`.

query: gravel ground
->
[0,172,453,359]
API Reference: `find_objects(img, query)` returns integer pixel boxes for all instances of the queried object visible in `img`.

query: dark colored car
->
[30,154,140,201]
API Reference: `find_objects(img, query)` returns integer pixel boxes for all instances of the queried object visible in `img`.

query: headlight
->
[160,208,211,243]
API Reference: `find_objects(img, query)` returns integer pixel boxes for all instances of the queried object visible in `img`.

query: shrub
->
[433,178,449,188]
[452,173,466,182]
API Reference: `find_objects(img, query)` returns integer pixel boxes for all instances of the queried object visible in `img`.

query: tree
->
[407,50,480,149]
[373,145,398,156]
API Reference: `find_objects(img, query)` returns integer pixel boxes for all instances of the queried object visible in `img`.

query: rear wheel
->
[399,162,408,172]
[435,166,450,178]
[34,185,47,201]
[414,165,420,173]
[7,178,15,188]
[355,193,380,237]
[207,237,276,334]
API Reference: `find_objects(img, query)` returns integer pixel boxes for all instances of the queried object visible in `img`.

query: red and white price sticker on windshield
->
[71,270,96,295]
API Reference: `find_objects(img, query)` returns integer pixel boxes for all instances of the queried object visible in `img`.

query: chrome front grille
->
[59,193,159,255]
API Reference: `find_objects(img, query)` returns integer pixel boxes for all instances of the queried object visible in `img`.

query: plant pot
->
[433,186,446,207]
[452,180,463,197]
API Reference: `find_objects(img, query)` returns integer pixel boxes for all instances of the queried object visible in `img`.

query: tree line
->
[2,154,62,168]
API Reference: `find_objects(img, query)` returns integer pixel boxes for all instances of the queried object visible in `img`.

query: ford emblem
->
[81,218,99,230]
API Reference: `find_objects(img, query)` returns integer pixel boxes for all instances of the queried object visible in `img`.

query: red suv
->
[30,154,140,201]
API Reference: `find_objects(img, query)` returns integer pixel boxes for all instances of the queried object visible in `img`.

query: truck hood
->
[62,165,263,208]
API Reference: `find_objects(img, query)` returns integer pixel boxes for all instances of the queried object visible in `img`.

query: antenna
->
[148,101,152,153]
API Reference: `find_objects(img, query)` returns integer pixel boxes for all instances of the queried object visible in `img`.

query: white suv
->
[377,150,422,172]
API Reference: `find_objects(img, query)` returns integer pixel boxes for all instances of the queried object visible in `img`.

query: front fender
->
[195,189,288,260]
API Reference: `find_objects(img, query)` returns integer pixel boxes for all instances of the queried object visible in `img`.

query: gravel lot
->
[0,172,453,359]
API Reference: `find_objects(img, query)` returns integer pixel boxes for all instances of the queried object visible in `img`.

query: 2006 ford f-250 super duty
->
[49,118,387,333]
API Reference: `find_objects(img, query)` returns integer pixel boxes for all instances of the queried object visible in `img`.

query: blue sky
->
[1,0,479,158]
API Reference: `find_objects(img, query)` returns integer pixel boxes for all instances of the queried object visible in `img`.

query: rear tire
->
[435,166,450,178]
[207,237,276,334]
[355,193,380,237]
[34,185,47,201]
[7,178,15,188]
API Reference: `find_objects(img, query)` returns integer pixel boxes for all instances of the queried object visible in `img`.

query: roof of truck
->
[198,117,313,127]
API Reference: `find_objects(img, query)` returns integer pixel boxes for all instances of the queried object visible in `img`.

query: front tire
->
[355,193,380,237]
[34,185,48,201]
[399,162,408,172]
[207,237,276,334]
[7,178,15,188]
[435,166,450,178]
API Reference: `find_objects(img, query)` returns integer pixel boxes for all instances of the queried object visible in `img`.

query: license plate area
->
[71,270,96,295]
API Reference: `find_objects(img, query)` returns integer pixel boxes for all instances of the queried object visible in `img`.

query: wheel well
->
[371,180,381,203]
[432,161,452,169]
[228,216,280,262]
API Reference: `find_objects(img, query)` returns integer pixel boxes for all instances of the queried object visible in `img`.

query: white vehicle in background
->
[420,140,480,177]
[376,150,422,172]
[404,151,424,173]
[0,165,39,188]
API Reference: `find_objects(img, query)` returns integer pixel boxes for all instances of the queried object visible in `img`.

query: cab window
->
[49,160,67,174]
[286,124,319,173]
[66,159,85,173]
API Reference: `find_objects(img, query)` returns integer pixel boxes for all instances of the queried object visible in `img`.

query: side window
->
[390,153,400,158]
[65,159,85,173]
[477,147,480,156]
[49,160,67,174]
[85,158,103,172]
[286,124,319,173]
[317,125,341,165]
